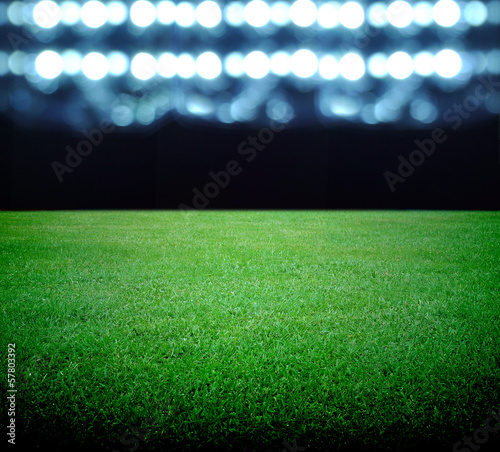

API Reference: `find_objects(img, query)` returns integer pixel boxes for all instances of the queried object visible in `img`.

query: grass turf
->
[1,210,499,452]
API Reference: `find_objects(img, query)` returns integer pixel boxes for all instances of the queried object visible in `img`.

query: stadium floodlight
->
[0,0,498,129]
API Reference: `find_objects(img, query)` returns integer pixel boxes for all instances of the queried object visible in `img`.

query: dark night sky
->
[0,114,499,210]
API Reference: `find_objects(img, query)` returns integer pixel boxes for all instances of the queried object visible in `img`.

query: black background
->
[0,114,499,210]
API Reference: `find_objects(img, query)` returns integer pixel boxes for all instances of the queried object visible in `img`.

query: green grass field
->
[1,211,499,452]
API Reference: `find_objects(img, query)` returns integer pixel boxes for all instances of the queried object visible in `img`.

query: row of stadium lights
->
[1,48,486,81]
[3,0,498,30]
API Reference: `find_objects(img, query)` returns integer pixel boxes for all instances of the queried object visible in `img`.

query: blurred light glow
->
[410,99,437,123]
[82,52,109,80]
[157,1,176,24]
[81,1,108,28]
[339,53,365,80]
[158,52,177,77]
[413,51,434,75]
[434,49,462,77]
[319,55,339,79]
[413,2,433,26]
[244,0,271,27]
[60,1,80,25]
[131,53,157,79]
[387,51,413,79]
[9,51,26,76]
[270,51,291,75]
[0,52,9,76]
[387,1,413,28]
[62,50,82,75]
[176,2,195,27]
[290,0,317,27]
[488,1,500,24]
[367,3,388,27]
[131,1,156,27]
[271,2,290,25]
[177,53,196,78]
[318,2,340,28]
[34,1,61,28]
[36,50,63,79]
[486,50,500,74]
[291,49,318,78]
[107,1,128,25]
[196,52,222,79]
[108,51,128,75]
[464,1,487,26]
[196,1,222,28]
[225,2,245,26]
[433,0,460,27]
[368,53,387,78]
[243,51,270,78]
[224,52,245,77]
[339,2,364,29]
[7,2,24,26]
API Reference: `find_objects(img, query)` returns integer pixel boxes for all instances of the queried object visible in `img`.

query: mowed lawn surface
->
[1,211,499,452]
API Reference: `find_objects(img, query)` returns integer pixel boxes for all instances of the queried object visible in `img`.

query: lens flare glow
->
[339,53,365,80]
[244,0,271,27]
[387,51,413,79]
[196,52,222,79]
[339,2,364,29]
[290,0,317,28]
[34,1,61,29]
[387,1,413,28]
[244,51,270,78]
[36,50,63,79]
[81,1,108,28]
[196,1,222,28]
[131,1,156,27]
[176,2,196,27]
[291,49,318,78]
[60,1,80,25]
[433,0,460,27]
[434,49,462,77]
[319,55,339,79]
[82,52,109,80]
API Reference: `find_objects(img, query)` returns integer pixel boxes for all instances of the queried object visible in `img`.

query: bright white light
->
[433,0,460,27]
[158,52,177,77]
[176,2,195,27]
[387,1,413,28]
[434,49,462,77]
[60,2,80,25]
[177,53,196,78]
[244,0,271,27]
[82,52,109,80]
[270,51,291,75]
[318,2,340,28]
[196,1,222,28]
[243,51,270,79]
[157,1,176,24]
[35,50,63,79]
[224,52,245,77]
[196,52,221,79]
[131,1,156,27]
[271,2,290,25]
[107,1,127,25]
[290,0,317,27]
[339,53,365,80]
[413,2,433,26]
[339,2,364,28]
[81,1,108,28]
[319,55,339,79]
[62,50,81,75]
[108,51,128,75]
[413,51,434,75]
[386,51,413,79]
[225,2,245,26]
[464,1,487,26]
[34,1,61,28]
[367,3,388,27]
[367,53,387,78]
[291,49,318,78]
[131,53,157,80]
